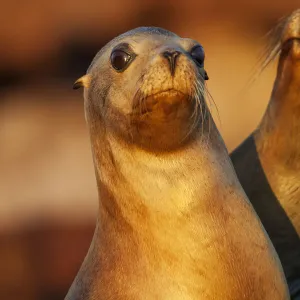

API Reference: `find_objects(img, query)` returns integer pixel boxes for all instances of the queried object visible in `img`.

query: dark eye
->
[191,46,205,66]
[110,50,132,71]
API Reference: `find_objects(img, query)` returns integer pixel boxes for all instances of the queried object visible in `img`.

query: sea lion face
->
[83,27,210,151]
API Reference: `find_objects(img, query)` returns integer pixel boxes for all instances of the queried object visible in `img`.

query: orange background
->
[1,1,299,299]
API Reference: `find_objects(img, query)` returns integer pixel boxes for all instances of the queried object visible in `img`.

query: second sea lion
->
[231,8,300,299]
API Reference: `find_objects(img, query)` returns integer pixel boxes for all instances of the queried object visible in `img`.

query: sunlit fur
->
[231,9,300,298]
[65,27,288,300]
[256,9,300,229]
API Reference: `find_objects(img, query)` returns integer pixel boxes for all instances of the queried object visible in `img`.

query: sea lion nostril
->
[162,50,181,75]
[163,50,180,59]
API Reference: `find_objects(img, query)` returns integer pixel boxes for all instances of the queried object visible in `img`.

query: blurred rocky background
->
[1,1,299,299]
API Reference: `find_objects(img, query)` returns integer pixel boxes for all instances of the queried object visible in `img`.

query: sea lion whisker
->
[198,80,208,122]
[204,82,221,128]
[190,83,199,123]
[190,84,198,120]
[193,82,205,139]
[200,87,207,140]
[203,82,217,141]
[243,14,288,92]
[191,87,200,135]
[197,79,213,143]
[179,83,199,143]
[195,82,203,130]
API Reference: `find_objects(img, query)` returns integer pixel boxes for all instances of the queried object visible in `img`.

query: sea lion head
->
[265,9,300,114]
[255,9,300,166]
[261,9,300,114]
[76,27,211,151]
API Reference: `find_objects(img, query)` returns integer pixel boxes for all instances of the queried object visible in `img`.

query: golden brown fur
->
[65,27,288,299]
[256,9,300,243]
[257,9,300,170]
[231,9,300,298]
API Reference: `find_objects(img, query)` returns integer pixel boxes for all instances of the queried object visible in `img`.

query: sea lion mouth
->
[149,89,186,98]
[132,89,191,115]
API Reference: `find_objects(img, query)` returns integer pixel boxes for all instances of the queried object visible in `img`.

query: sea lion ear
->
[204,70,209,80]
[199,69,209,81]
[73,75,91,90]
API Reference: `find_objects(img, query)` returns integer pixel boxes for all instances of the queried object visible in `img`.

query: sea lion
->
[65,27,288,299]
[231,9,300,299]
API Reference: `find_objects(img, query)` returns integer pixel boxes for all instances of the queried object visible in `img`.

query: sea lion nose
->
[162,50,181,76]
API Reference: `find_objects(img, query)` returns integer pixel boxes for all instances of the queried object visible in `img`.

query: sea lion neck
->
[67,118,289,300]
[90,121,234,226]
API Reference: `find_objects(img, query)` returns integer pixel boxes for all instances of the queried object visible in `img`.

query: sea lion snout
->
[138,48,202,104]
[162,49,181,76]
[290,39,300,59]
[282,38,300,60]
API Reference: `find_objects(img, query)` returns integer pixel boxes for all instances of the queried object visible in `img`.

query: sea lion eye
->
[110,50,132,71]
[190,46,205,67]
